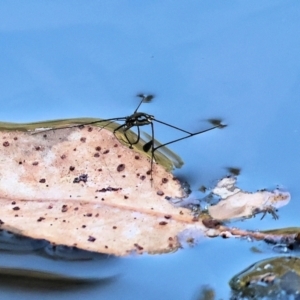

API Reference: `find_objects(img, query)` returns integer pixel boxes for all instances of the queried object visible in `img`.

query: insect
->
[35,94,226,180]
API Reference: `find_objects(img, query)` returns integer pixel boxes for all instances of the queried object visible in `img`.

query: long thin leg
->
[149,122,155,181]
[153,118,193,135]
[153,125,220,152]
[32,117,127,134]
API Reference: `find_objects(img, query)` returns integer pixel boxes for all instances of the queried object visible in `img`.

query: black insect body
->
[36,94,226,180]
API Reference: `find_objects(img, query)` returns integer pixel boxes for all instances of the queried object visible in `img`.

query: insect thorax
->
[125,112,154,128]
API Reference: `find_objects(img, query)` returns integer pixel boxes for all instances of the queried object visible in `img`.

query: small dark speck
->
[48,205,53,209]
[98,168,102,172]
[114,144,118,147]
[82,225,86,228]
[135,156,139,160]
[13,206,20,211]
[37,217,45,222]
[69,166,75,171]
[11,201,16,205]
[146,170,152,175]
[134,243,144,251]
[94,153,100,158]
[159,221,168,225]
[13,137,18,140]
[73,148,77,151]
[162,178,168,184]
[35,146,41,151]
[19,161,22,165]
[0,220,4,225]
[39,178,46,183]
[112,226,117,229]
[3,141,10,147]
[74,207,79,211]
[15,215,18,217]
[140,175,146,180]
[118,155,121,158]
[63,220,66,223]
[61,205,68,212]
[95,146,101,151]
[88,236,96,242]
[80,137,86,143]
[117,164,125,172]
[73,174,88,183]
[124,195,128,199]
[122,175,126,178]
[105,245,108,249]
[164,215,172,219]
[86,213,92,217]
[95,213,99,217]
[157,191,164,196]
[32,161,39,166]
[87,127,93,132]
[61,154,66,159]
[103,149,109,154]
[101,198,105,201]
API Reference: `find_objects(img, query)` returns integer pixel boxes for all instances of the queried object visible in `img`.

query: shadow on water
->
[0,268,117,292]
[0,230,120,292]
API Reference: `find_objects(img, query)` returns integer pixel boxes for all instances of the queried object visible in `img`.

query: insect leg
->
[152,123,222,152]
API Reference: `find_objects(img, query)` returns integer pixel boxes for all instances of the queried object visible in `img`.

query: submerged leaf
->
[230,256,300,299]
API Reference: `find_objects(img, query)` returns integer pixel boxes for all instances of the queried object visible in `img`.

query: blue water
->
[1,1,300,298]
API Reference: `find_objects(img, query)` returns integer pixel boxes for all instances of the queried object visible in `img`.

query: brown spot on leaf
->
[69,166,75,171]
[61,205,68,212]
[88,236,96,242]
[39,178,46,183]
[11,201,16,205]
[103,149,109,154]
[162,178,168,184]
[85,213,92,217]
[159,221,168,226]
[117,164,125,172]
[164,215,172,219]
[35,146,41,151]
[157,191,164,196]
[37,217,45,222]
[13,206,20,211]
[95,146,101,151]
[134,243,144,251]
[32,161,39,166]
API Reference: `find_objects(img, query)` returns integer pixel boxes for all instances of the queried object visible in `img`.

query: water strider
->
[35,94,226,180]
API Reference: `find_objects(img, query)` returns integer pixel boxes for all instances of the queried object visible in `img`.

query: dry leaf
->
[208,177,290,220]
[0,122,206,256]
